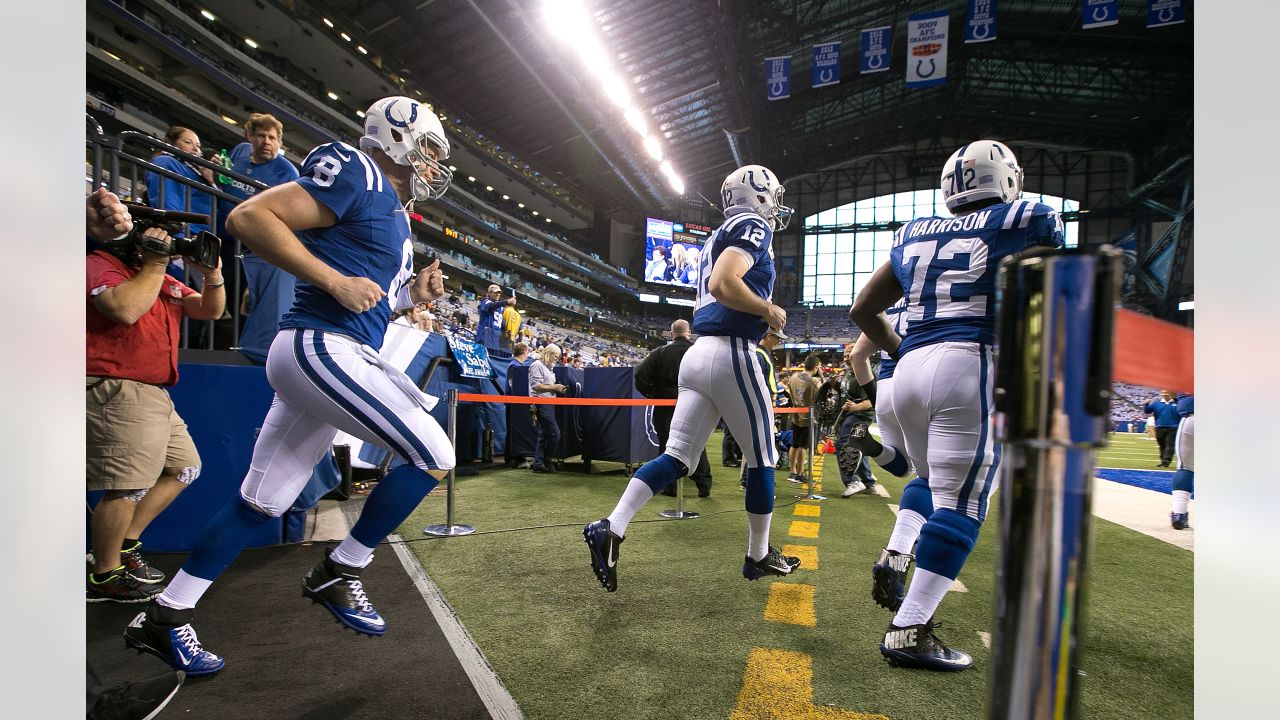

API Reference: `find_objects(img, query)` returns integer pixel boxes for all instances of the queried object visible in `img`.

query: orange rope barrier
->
[1112,309,1194,393]
[455,392,808,413]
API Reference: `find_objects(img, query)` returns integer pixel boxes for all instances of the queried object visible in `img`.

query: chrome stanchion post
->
[986,248,1119,720]
[658,400,699,519]
[795,405,826,500]
[425,388,476,536]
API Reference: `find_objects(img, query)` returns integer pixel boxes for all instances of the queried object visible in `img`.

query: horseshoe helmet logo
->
[1092,6,1111,22]
[970,22,992,40]
[1158,7,1176,23]
[915,58,937,79]
[817,68,835,84]
[866,52,884,70]
[769,80,786,97]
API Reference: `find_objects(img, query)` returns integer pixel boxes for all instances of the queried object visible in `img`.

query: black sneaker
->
[871,549,913,611]
[121,544,166,585]
[879,619,972,671]
[1171,512,1189,530]
[583,518,622,592]
[89,669,185,720]
[124,603,225,676]
[743,545,799,580]
[302,551,386,636]
[88,569,163,604]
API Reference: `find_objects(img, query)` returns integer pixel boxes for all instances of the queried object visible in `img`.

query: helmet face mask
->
[721,164,793,230]
[360,96,453,202]
[939,140,1023,214]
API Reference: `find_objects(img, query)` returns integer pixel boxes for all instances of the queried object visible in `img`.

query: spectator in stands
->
[477,283,515,352]
[635,320,713,498]
[678,246,701,285]
[1144,390,1182,467]
[222,113,301,363]
[528,344,567,473]
[85,189,225,602]
[145,126,213,241]
[787,356,821,484]
[511,342,531,365]
[645,245,670,282]
[501,302,522,352]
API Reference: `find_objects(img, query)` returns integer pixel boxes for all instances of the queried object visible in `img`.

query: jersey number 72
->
[899,237,989,322]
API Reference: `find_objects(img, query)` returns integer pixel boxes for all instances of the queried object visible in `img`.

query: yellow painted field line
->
[788,520,820,538]
[794,503,821,518]
[782,544,818,570]
[730,648,891,720]
[764,582,817,626]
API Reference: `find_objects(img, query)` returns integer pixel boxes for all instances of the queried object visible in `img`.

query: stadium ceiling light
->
[669,176,685,195]
[517,203,525,208]
[327,91,339,100]
[485,185,494,191]
[200,9,216,21]
[244,38,259,49]
[340,32,352,42]
[624,107,647,134]
[502,194,510,200]
[448,165,457,171]
[221,115,238,125]
[467,176,476,182]
[659,160,674,176]
[1178,300,1194,311]
[322,18,334,28]
[532,210,539,216]
[355,110,366,118]
[642,135,663,161]
[545,217,552,222]
[357,45,368,55]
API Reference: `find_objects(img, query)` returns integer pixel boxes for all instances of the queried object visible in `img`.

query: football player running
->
[123,96,455,675]
[849,140,1064,671]
[584,165,799,592]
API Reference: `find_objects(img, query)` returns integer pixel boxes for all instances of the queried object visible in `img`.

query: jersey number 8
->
[311,156,343,187]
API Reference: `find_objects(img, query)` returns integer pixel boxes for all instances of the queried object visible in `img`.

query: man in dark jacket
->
[1143,390,1181,467]
[634,320,713,497]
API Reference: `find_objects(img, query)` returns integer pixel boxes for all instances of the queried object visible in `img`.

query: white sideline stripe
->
[887,504,899,515]
[872,484,890,498]
[951,579,968,593]
[337,501,524,719]
[978,631,991,649]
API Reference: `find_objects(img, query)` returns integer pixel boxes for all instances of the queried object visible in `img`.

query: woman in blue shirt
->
[145,126,214,238]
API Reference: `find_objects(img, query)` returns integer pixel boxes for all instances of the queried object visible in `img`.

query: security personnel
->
[634,319,713,497]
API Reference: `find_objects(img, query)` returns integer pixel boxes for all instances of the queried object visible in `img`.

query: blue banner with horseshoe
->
[860,26,891,74]
[906,10,949,89]
[965,0,997,44]
[812,42,841,88]
[1082,0,1119,29]
[765,55,791,101]
[1146,0,1184,28]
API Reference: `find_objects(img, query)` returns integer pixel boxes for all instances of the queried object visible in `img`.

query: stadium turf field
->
[399,431,1191,719]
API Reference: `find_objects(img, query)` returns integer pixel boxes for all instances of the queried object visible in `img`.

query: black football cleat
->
[879,618,972,671]
[302,551,387,636]
[583,519,622,592]
[1171,512,1189,530]
[743,545,799,580]
[872,549,913,611]
[124,603,225,676]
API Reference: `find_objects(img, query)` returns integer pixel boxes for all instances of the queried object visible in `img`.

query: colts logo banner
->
[1082,0,1119,29]
[765,55,791,101]
[1146,0,1184,28]
[906,10,950,89]
[860,26,891,74]
[964,0,997,44]
[811,42,840,88]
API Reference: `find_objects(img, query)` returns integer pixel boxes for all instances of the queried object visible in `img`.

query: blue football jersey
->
[890,199,1064,356]
[877,299,908,380]
[692,211,775,341]
[1177,394,1194,416]
[278,142,415,349]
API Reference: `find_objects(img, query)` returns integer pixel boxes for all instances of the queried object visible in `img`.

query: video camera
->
[105,203,221,268]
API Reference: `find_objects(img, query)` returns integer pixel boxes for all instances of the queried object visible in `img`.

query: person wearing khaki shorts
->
[85,189,225,602]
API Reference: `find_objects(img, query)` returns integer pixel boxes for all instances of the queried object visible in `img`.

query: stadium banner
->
[1146,0,1184,28]
[906,11,950,89]
[1114,226,1140,305]
[812,42,841,88]
[1082,0,1119,29]
[765,55,791,100]
[965,0,997,43]
[860,26,892,74]
[448,336,494,379]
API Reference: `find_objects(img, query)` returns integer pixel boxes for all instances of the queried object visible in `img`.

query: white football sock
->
[887,509,927,555]
[892,568,953,627]
[1171,490,1190,515]
[606,477,655,537]
[156,570,213,611]
[747,512,772,561]
[330,536,376,568]
[874,445,898,466]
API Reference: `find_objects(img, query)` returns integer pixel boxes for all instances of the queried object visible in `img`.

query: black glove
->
[860,380,877,407]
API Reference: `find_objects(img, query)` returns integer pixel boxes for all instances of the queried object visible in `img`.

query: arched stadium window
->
[801,190,1079,306]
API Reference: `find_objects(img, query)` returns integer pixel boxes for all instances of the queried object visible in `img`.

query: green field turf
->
[1097,432,1172,471]
[398,432,1191,719]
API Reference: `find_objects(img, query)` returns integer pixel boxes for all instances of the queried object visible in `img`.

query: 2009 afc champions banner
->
[860,26,891,74]
[765,55,791,101]
[812,42,840,88]
[965,0,997,44]
[906,11,949,89]
[1082,0,1118,29]
[1147,0,1184,28]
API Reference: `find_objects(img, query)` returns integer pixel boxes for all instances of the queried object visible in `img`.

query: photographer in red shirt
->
[85,188,225,602]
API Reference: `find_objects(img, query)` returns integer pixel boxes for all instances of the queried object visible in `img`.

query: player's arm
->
[92,228,174,325]
[708,248,787,331]
[849,262,905,357]
[849,332,879,385]
[226,183,384,313]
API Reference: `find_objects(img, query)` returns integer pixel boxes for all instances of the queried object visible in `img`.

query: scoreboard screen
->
[644,217,712,289]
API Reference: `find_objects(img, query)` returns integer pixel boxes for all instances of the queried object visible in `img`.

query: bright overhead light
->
[600,73,629,107]
[200,9,216,21]
[659,160,674,176]
[642,135,663,161]
[327,91,339,100]
[502,194,510,200]
[1178,300,1194,311]
[545,217,552,222]
[624,107,647,134]
[357,45,368,55]
[448,165,457,172]
[221,115,238,125]
[356,110,366,118]
[467,176,476,182]
[485,185,494,191]
[532,210,539,216]
[322,18,334,28]
[669,176,685,195]
[244,38,259,49]
[517,203,525,208]
[340,32,352,41]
